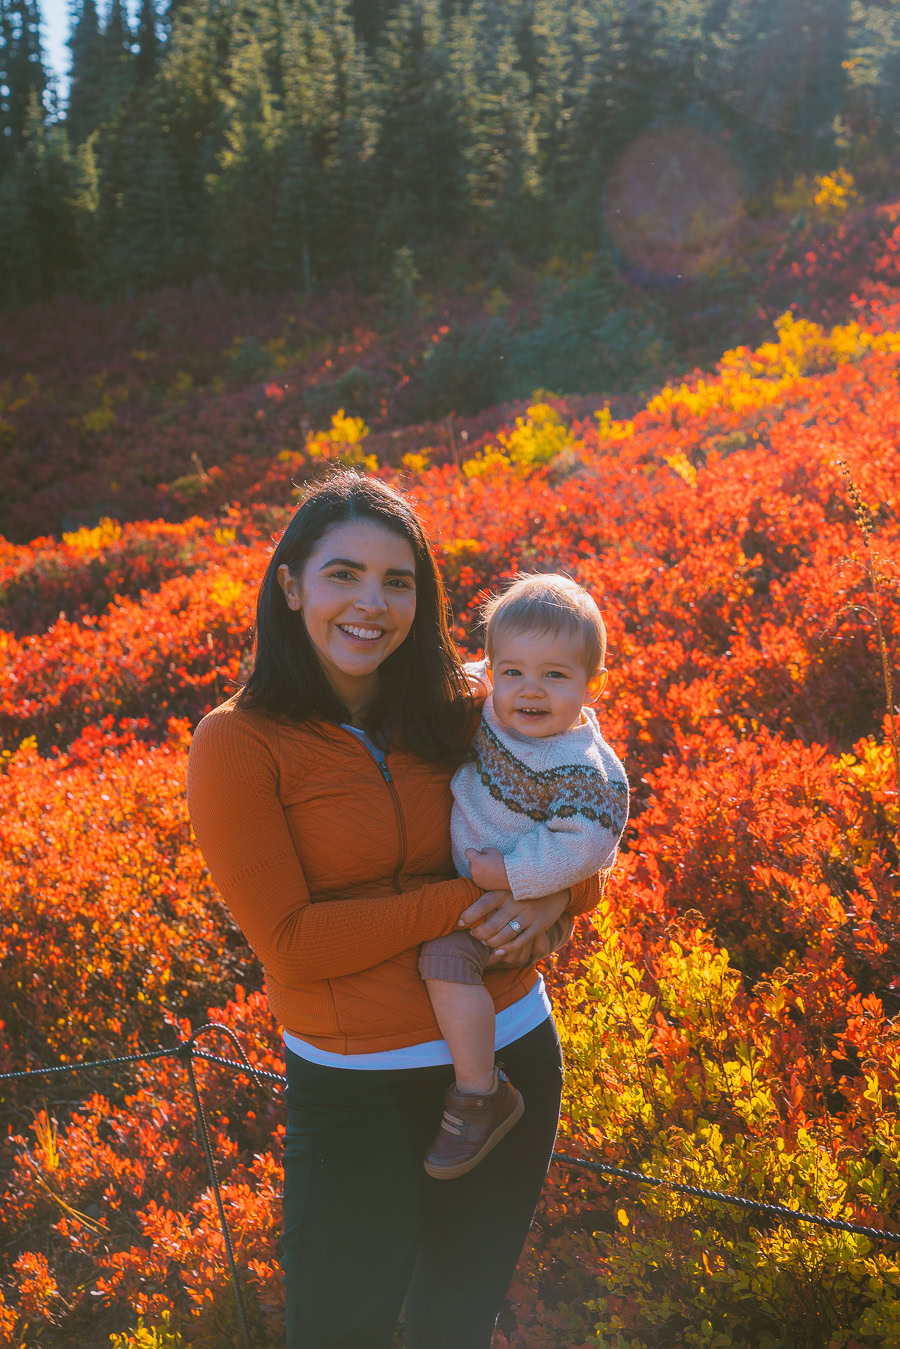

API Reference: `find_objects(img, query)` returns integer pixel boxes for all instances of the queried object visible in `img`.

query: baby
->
[419,573,630,1179]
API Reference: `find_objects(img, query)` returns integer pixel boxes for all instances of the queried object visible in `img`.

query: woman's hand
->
[457,887,571,968]
[464,667,491,701]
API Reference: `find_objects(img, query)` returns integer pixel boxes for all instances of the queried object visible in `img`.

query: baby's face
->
[488,629,595,738]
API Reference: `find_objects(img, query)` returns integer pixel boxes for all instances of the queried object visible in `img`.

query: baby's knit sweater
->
[451,664,630,901]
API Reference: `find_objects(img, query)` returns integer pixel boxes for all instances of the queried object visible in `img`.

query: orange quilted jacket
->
[186,693,602,1054]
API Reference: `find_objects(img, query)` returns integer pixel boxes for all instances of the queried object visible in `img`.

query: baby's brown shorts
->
[418,912,575,985]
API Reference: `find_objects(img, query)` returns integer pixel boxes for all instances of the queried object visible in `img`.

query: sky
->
[40,0,74,95]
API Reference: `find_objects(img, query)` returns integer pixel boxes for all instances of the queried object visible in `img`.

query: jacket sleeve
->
[565,867,610,918]
[186,709,480,984]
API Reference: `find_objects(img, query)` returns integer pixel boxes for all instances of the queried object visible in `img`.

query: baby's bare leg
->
[425,979,496,1093]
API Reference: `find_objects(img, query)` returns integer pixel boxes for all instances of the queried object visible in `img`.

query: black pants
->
[281,1016,563,1349]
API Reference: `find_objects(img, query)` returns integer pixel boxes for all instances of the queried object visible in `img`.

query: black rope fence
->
[3,1029,900,1349]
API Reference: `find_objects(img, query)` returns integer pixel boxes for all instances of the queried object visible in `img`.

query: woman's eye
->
[330,570,355,580]
[387,578,413,589]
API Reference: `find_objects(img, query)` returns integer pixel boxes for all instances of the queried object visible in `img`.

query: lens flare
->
[604,125,745,279]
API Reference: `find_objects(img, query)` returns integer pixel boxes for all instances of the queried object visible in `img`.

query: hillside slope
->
[1,285,899,1345]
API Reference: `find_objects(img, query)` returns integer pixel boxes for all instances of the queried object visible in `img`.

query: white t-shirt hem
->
[283,976,552,1070]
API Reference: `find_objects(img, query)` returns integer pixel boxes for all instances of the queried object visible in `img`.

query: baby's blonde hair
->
[481,573,607,675]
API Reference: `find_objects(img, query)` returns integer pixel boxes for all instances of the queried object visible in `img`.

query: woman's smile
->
[337,623,387,642]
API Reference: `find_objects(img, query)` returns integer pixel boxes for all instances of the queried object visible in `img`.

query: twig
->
[446,415,460,469]
[835,458,900,804]
[19,1154,109,1234]
[191,451,212,484]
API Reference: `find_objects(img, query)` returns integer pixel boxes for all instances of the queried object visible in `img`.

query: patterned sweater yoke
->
[450,668,630,903]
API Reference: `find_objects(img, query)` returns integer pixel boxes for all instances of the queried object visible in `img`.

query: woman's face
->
[277,519,418,717]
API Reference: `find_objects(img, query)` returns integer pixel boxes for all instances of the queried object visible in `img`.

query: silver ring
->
[507,919,522,934]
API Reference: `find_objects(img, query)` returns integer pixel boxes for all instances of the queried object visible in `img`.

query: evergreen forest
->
[2,0,900,307]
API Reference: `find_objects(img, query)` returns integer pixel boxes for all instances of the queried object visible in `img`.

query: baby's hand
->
[466,847,510,891]
[465,669,491,700]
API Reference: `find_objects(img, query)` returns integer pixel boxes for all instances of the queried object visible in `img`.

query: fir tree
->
[0,89,78,305]
[348,0,398,50]
[526,0,570,205]
[206,14,283,286]
[100,0,136,121]
[101,113,188,293]
[0,0,46,169]
[845,2,900,149]
[285,0,378,284]
[373,0,466,259]
[67,0,106,144]
[69,125,102,266]
[150,0,232,274]
[450,1,539,246]
[0,157,30,307]
[697,0,851,179]
[1,1,16,175]
[104,0,129,52]
[265,0,342,291]
[135,0,159,84]
[569,0,671,172]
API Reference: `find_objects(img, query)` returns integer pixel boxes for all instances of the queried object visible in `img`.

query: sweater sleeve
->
[503,814,621,902]
[186,709,480,984]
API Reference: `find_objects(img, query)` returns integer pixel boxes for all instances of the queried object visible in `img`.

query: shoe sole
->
[424,1090,525,1180]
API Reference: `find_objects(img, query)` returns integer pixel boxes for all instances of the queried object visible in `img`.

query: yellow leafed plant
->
[462,402,574,477]
[305,410,377,471]
[109,1311,183,1348]
[62,517,122,555]
[647,311,900,425]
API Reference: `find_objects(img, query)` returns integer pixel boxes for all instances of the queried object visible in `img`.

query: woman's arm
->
[186,708,481,984]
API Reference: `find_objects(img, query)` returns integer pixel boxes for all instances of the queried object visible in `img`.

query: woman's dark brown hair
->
[236,470,473,763]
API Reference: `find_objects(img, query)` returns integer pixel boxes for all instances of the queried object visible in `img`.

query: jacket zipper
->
[341,729,408,894]
[378,755,408,894]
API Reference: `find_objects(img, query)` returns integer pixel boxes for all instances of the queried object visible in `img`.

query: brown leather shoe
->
[424,1068,524,1180]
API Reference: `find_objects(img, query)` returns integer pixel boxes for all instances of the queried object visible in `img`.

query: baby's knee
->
[418,930,489,986]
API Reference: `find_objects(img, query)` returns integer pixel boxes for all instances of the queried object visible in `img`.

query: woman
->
[186,471,604,1349]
